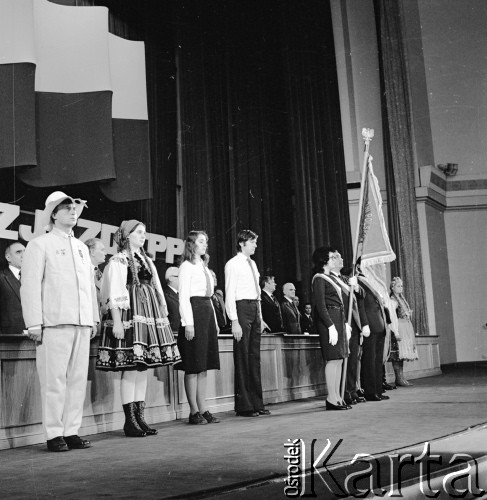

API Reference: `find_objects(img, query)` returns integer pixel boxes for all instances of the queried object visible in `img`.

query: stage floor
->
[1,364,487,499]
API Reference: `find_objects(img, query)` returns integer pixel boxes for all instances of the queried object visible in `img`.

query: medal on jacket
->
[78,248,85,264]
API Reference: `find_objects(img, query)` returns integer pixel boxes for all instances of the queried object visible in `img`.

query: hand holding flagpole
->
[341,128,374,400]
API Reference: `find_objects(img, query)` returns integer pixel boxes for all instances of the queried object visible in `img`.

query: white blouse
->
[178,259,214,327]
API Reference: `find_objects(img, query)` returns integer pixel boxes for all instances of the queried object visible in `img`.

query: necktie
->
[247,257,260,299]
[94,267,103,284]
[204,267,212,297]
[18,270,21,282]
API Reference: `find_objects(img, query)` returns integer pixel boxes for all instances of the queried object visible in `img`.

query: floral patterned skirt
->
[96,283,181,371]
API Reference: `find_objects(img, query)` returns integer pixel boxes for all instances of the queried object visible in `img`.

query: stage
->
[1,364,486,499]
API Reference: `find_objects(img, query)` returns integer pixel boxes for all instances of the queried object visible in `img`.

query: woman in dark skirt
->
[177,231,220,425]
[311,246,351,410]
[96,220,180,437]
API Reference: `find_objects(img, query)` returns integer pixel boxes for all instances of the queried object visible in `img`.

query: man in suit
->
[21,191,99,452]
[300,303,316,335]
[281,283,302,335]
[163,266,181,333]
[260,274,283,333]
[85,238,106,319]
[358,273,390,402]
[0,241,26,335]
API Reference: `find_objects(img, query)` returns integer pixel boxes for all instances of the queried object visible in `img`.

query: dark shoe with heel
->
[123,402,147,437]
[325,400,348,411]
[201,410,220,423]
[189,412,207,424]
[134,401,158,435]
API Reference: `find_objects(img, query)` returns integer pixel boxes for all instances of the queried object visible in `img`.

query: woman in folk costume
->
[96,220,181,437]
[389,276,417,386]
[311,246,351,411]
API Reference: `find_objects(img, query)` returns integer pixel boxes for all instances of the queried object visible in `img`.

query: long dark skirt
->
[317,307,349,361]
[96,283,181,371]
[176,296,220,374]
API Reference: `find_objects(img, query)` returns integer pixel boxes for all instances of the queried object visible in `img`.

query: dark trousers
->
[361,331,386,396]
[234,300,264,412]
[345,322,361,399]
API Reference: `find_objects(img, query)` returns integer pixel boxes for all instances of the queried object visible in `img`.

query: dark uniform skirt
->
[176,296,220,374]
[317,306,349,361]
[96,281,181,371]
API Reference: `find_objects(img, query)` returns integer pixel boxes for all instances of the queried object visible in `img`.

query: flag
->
[0,0,151,201]
[356,155,396,267]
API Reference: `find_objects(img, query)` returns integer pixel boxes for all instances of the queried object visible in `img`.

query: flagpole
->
[340,128,374,401]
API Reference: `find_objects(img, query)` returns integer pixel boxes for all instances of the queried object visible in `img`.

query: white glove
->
[328,324,338,346]
[361,325,371,337]
[348,276,358,287]
[345,323,352,341]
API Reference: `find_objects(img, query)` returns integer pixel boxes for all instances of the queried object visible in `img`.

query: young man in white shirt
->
[224,229,270,417]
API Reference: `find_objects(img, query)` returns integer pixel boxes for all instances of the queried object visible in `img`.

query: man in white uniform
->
[21,192,99,452]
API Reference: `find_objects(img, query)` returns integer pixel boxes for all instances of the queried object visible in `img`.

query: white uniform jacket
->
[21,228,100,328]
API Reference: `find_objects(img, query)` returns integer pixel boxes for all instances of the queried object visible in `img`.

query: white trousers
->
[36,326,90,440]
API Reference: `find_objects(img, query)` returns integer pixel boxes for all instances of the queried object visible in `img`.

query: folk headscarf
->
[113,219,142,251]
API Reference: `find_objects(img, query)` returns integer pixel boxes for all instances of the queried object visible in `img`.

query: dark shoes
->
[236,410,259,417]
[364,393,382,402]
[379,394,390,400]
[64,435,91,449]
[325,400,349,411]
[122,402,147,437]
[134,401,158,435]
[201,410,220,423]
[189,412,207,425]
[47,435,90,452]
[47,436,69,452]
[258,409,271,415]
[383,382,396,391]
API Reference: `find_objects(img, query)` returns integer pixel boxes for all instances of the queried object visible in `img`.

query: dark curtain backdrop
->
[175,0,351,300]
[4,0,352,298]
[374,0,429,335]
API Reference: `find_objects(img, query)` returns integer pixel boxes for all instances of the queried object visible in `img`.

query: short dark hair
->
[311,246,338,274]
[236,229,258,252]
[260,274,274,288]
[50,198,74,224]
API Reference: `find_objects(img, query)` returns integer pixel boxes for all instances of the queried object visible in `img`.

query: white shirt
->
[224,253,260,321]
[178,259,214,327]
[9,265,20,280]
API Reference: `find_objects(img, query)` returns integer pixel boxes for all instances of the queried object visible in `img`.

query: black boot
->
[122,402,146,437]
[134,401,158,435]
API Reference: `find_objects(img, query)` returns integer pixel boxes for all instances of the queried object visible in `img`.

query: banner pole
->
[341,128,374,401]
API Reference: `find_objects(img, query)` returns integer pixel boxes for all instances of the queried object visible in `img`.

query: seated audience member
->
[0,241,26,335]
[85,238,107,316]
[281,283,302,335]
[163,266,181,333]
[300,303,316,335]
[209,269,229,333]
[260,274,283,333]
